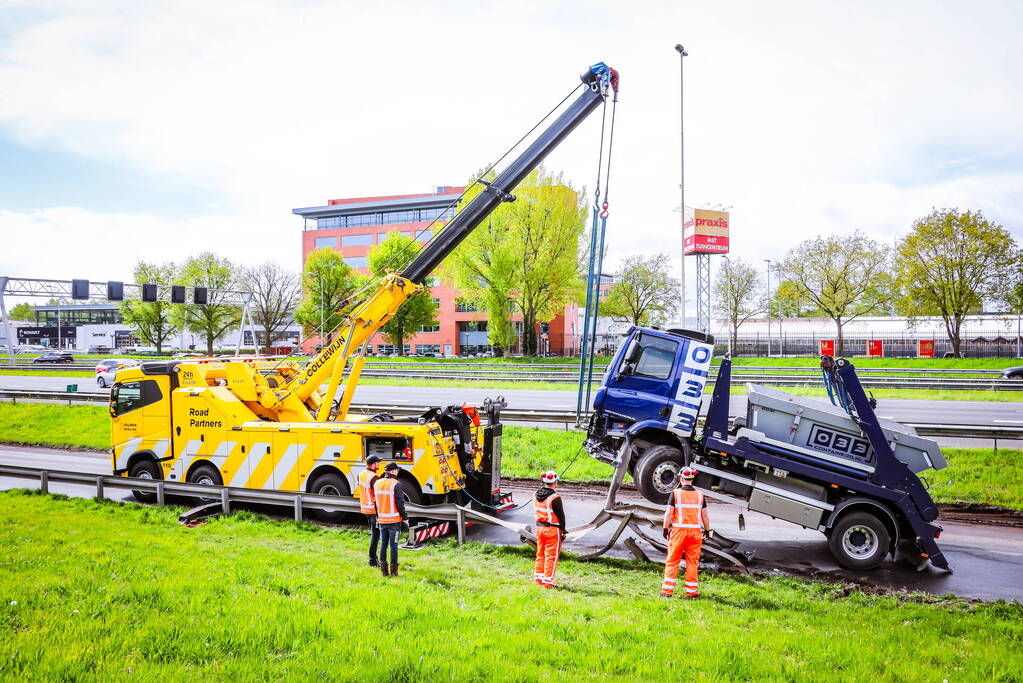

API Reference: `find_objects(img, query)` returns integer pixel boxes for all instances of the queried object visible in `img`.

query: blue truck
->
[584,326,950,571]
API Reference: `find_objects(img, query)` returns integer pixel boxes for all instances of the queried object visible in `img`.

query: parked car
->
[33,351,74,364]
[95,359,141,388]
[1001,366,1023,380]
[87,345,112,354]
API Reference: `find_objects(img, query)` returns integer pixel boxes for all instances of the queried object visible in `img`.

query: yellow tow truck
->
[109,61,619,512]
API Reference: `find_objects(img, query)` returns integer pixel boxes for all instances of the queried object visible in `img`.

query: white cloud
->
[0,0,1020,295]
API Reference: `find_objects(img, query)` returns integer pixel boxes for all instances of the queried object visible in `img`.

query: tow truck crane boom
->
[274,63,619,421]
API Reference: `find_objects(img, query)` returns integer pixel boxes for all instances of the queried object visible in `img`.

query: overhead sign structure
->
[683,208,730,255]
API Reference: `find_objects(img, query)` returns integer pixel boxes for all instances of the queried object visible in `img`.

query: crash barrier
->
[1,389,1021,443]
[0,461,748,569]
[0,463,530,547]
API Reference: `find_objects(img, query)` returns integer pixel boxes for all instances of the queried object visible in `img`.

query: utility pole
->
[675,43,688,327]
[763,259,772,356]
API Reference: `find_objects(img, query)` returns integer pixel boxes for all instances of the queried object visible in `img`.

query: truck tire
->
[828,511,891,570]
[128,459,162,503]
[308,471,351,524]
[634,444,688,504]
[186,462,223,504]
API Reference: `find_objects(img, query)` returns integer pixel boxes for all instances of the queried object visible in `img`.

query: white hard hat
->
[540,470,559,484]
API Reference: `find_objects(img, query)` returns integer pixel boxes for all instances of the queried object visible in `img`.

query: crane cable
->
[269,81,587,374]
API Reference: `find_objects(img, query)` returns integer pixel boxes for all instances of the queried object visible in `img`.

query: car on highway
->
[1001,365,1023,379]
[33,351,74,364]
[95,359,141,388]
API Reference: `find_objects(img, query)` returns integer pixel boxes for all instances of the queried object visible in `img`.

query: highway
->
[1,444,1021,602]
[3,373,1022,429]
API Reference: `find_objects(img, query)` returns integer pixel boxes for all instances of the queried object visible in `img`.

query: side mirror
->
[624,339,642,364]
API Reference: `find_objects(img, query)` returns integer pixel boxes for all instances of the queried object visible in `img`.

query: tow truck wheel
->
[128,459,161,503]
[309,471,351,524]
[186,463,223,504]
[828,511,891,570]
[634,444,688,504]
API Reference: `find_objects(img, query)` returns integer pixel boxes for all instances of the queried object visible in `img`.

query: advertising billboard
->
[683,208,730,255]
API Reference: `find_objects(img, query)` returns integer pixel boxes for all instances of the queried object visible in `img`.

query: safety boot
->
[389,563,399,577]
[380,562,389,577]
[369,556,379,568]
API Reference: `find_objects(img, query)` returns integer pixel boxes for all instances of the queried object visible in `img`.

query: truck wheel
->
[128,459,162,503]
[309,471,351,524]
[634,444,687,504]
[186,463,223,504]
[828,511,891,570]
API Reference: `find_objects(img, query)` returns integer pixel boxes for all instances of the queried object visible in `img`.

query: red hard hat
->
[680,467,698,480]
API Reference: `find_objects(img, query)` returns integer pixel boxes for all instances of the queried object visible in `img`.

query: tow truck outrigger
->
[109,62,620,518]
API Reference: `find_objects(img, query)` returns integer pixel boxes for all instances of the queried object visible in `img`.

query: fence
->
[727,333,1022,359]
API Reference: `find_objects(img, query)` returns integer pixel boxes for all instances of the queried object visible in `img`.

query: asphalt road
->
[2,446,1021,602]
[3,373,1023,426]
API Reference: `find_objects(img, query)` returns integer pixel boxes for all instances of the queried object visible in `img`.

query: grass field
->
[0,369,93,378]
[1,403,1020,509]
[0,491,1020,680]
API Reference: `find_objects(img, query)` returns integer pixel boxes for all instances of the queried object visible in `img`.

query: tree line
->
[707,208,1021,355]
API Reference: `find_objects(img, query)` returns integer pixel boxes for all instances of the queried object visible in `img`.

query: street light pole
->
[763,259,772,356]
[722,256,732,357]
[675,43,688,327]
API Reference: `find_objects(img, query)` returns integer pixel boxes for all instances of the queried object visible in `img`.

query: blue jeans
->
[378,522,401,564]
[367,514,380,559]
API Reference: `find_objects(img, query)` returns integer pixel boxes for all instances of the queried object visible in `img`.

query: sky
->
[1,0,1021,313]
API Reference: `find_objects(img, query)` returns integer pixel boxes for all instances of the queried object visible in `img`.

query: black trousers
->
[367,514,380,558]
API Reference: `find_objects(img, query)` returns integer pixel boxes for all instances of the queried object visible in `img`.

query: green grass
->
[0,403,109,451]
[1,491,1020,680]
[724,356,1020,370]
[3,403,1020,509]
[0,369,93,378]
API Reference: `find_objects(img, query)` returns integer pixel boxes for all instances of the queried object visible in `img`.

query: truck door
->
[110,377,172,473]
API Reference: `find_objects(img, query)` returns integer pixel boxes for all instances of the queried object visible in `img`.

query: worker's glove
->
[662,528,669,540]
[704,529,714,540]
[400,521,409,533]
[559,530,567,540]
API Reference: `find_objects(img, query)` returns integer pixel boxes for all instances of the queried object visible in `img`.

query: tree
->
[600,253,679,326]
[368,232,437,355]
[713,258,765,352]
[120,261,178,353]
[770,280,820,318]
[894,208,1018,356]
[243,262,301,353]
[293,249,366,345]
[445,167,586,355]
[779,231,891,355]
[175,252,242,355]
[8,303,35,321]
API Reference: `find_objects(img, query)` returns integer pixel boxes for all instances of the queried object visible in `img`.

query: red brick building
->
[294,188,579,356]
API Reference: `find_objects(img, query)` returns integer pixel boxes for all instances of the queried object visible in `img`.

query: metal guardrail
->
[0,463,528,544]
[2,389,1021,442]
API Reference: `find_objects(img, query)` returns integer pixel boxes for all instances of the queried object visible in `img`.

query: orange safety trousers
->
[661,527,702,597]
[534,526,563,587]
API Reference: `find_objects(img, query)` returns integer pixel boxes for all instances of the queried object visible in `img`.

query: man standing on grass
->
[533,470,567,589]
[358,455,382,567]
[660,467,711,598]
[373,462,408,577]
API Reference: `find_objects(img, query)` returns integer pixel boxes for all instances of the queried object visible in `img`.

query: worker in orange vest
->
[373,462,408,577]
[660,466,711,598]
[533,470,567,589]
[357,455,382,567]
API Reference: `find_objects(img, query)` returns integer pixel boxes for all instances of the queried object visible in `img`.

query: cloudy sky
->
[1,0,1020,312]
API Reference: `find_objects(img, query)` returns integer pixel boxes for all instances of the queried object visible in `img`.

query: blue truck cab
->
[586,326,950,572]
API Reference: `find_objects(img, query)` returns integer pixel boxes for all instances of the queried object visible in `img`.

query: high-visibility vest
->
[670,487,704,529]
[373,477,401,524]
[357,469,377,514]
[534,493,561,525]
